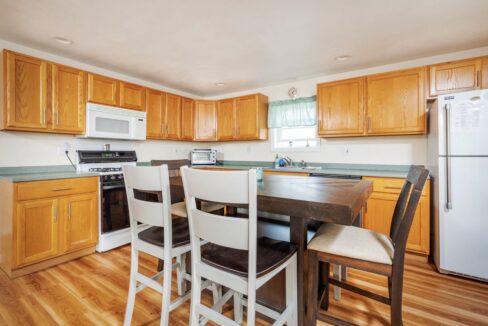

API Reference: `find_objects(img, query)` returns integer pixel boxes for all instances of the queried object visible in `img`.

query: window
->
[271,126,320,151]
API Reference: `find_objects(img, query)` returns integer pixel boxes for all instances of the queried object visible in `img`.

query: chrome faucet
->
[283,156,294,167]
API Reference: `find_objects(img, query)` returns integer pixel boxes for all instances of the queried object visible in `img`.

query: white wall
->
[2,40,488,167]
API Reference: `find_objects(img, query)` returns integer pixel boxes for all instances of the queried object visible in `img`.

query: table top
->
[171,174,373,225]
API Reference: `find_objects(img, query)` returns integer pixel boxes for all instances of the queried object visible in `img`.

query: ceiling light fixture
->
[53,36,74,45]
[335,55,351,61]
[215,83,225,87]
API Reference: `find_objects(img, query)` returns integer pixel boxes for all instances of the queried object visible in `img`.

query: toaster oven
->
[190,149,217,165]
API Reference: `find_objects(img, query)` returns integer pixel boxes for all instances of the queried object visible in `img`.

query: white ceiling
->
[1,0,488,97]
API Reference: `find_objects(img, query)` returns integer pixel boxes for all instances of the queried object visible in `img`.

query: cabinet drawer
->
[363,176,429,196]
[16,177,98,201]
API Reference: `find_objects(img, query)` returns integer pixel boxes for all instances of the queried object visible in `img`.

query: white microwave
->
[190,149,217,165]
[84,103,146,140]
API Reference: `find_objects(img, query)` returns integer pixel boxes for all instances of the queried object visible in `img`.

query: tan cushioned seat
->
[171,201,225,218]
[308,223,394,265]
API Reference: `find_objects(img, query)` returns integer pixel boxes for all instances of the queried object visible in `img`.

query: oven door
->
[101,181,130,233]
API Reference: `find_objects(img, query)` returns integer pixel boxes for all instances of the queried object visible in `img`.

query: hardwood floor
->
[0,246,487,325]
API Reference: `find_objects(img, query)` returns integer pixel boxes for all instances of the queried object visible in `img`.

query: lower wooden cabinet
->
[15,198,59,266]
[362,176,430,255]
[61,193,98,253]
[0,177,99,278]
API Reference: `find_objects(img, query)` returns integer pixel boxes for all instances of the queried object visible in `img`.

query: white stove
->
[77,150,148,252]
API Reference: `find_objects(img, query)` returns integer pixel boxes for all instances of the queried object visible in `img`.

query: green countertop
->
[192,161,414,178]
[0,162,418,182]
[0,165,99,183]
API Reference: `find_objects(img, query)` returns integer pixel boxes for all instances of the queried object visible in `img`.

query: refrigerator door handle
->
[445,103,453,210]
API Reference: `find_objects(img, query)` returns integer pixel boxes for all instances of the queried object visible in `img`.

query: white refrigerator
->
[428,89,488,281]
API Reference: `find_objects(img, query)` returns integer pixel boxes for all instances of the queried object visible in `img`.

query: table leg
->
[333,264,341,301]
[290,217,307,326]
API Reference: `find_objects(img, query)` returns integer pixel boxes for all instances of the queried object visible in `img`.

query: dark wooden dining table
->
[170,173,373,326]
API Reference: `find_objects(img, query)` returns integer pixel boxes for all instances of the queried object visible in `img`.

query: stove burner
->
[89,167,122,172]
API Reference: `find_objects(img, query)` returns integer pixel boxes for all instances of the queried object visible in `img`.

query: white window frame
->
[270,126,321,152]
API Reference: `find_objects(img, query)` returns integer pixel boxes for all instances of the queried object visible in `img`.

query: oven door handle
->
[102,185,126,190]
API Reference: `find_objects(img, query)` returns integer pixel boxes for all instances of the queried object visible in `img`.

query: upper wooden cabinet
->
[235,94,268,140]
[3,51,48,130]
[145,88,166,139]
[165,94,181,139]
[429,58,482,97]
[366,67,426,135]
[181,97,194,140]
[317,77,365,137]
[216,94,268,141]
[217,98,236,140]
[87,73,119,106]
[119,81,146,111]
[194,100,217,141]
[51,64,86,134]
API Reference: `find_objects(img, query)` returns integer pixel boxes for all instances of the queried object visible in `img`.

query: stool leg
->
[333,264,341,301]
[123,248,138,326]
[190,274,201,326]
[176,254,185,296]
[211,283,223,313]
[306,251,318,326]
[160,256,172,326]
[286,254,298,326]
[391,273,404,326]
[322,262,330,311]
[233,292,243,324]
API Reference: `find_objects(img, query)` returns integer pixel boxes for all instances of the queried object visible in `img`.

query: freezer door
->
[437,157,488,279]
[438,89,488,156]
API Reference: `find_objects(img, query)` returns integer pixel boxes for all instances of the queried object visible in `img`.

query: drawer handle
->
[52,187,73,191]
[384,186,402,190]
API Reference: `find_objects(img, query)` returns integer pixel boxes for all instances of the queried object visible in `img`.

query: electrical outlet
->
[63,142,72,152]
[345,147,350,155]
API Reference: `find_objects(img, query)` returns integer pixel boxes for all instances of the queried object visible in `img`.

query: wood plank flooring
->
[0,246,487,325]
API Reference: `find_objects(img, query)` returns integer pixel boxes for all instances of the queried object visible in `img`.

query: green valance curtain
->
[267,96,317,128]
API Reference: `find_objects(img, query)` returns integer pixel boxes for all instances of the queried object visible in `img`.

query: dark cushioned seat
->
[138,217,190,248]
[201,237,297,277]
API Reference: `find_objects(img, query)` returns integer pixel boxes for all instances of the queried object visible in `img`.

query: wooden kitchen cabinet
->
[166,93,181,139]
[181,97,194,140]
[3,50,48,130]
[235,94,268,140]
[366,67,426,135]
[120,81,146,111]
[87,73,119,106]
[317,77,365,137]
[145,88,166,139]
[0,177,99,278]
[14,198,59,267]
[51,64,86,134]
[429,58,482,97]
[362,176,430,255]
[61,193,98,253]
[217,98,236,140]
[194,100,217,141]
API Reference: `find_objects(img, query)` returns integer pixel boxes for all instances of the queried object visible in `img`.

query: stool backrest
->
[123,165,172,234]
[389,165,429,261]
[181,166,258,279]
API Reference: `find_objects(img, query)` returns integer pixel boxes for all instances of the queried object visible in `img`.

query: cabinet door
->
[4,51,48,129]
[51,64,86,134]
[429,59,482,96]
[194,101,217,141]
[235,95,259,139]
[217,98,236,140]
[120,81,146,111]
[317,78,365,137]
[165,94,181,139]
[366,67,426,135]
[15,198,59,266]
[181,97,194,140]
[61,193,98,253]
[87,73,119,106]
[146,89,165,139]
